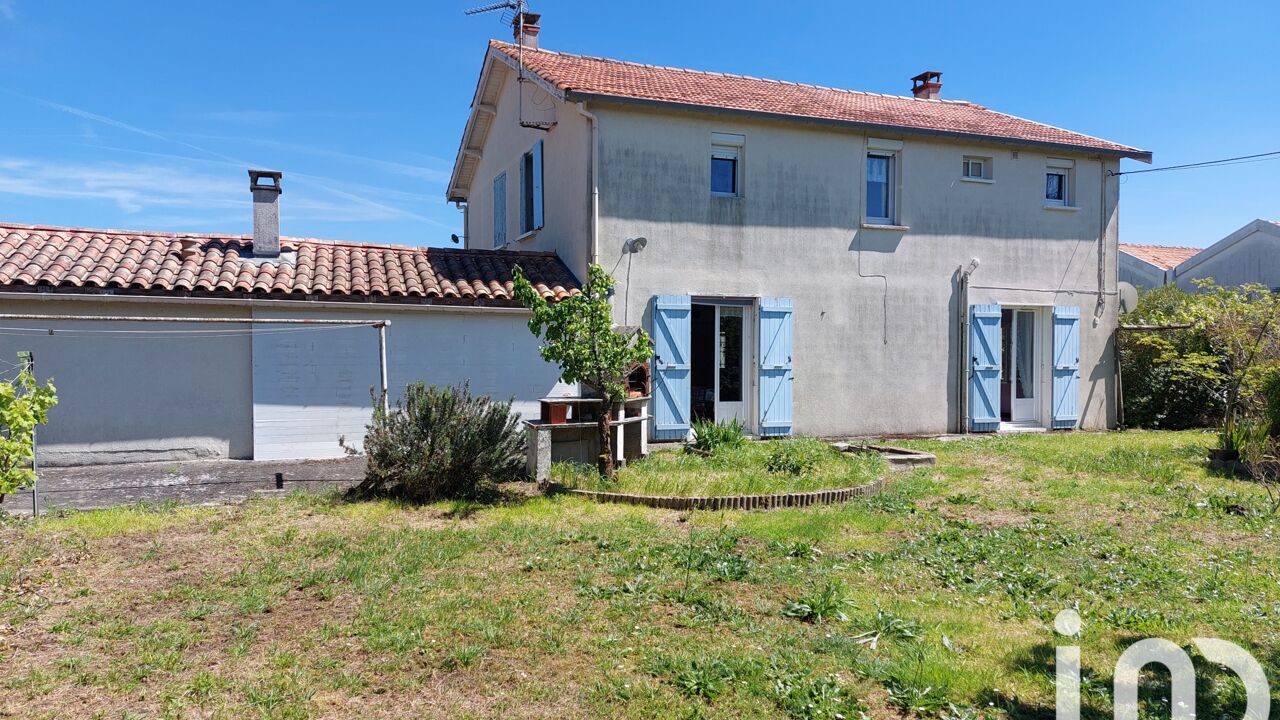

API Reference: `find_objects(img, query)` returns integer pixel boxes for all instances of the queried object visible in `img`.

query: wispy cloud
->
[179,133,453,184]
[6,93,447,226]
[0,157,436,226]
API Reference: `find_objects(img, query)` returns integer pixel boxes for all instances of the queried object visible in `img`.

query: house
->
[0,171,578,465]
[1169,219,1280,292]
[447,15,1150,437]
[1119,244,1201,290]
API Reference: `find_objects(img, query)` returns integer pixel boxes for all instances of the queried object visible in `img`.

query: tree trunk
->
[597,402,615,478]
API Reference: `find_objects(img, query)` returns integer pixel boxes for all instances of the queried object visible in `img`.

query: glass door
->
[1012,310,1039,423]
[715,306,747,424]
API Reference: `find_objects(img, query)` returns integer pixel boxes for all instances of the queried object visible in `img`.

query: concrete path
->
[0,456,366,516]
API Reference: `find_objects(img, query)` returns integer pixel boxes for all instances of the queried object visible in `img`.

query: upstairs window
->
[962,156,992,181]
[710,133,744,196]
[519,140,544,234]
[866,153,896,224]
[1045,158,1074,207]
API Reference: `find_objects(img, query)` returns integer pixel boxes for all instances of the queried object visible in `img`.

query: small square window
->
[962,156,991,180]
[1045,170,1068,205]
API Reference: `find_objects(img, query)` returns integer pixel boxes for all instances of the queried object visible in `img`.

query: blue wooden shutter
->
[1051,305,1081,429]
[758,297,794,437]
[532,140,544,230]
[968,304,1001,432]
[492,173,506,248]
[518,155,528,234]
[652,295,691,441]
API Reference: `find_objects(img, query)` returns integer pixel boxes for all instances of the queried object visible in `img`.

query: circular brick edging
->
[545,476,886,511]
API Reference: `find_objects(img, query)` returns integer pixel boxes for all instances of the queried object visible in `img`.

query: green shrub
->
[765,437,825,476]
[351,382,525,501]
[687,418,746,455]
[1264,370,1280,438]
[1119,284,1220,429]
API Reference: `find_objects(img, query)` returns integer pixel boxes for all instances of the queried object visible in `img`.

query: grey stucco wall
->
[464,59,592,281]
[1173,225,1280,291]
[592,104,1121,435]
[0,297,254,465]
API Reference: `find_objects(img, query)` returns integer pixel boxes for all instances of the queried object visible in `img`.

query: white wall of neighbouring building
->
[0,295,565,465]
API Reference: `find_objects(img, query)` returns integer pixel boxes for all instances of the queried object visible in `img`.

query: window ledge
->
[1043,204,1079,212]
[960,177,994,185]
[711,192,742,199]
[516,229,539,242]
[861,222,910,231]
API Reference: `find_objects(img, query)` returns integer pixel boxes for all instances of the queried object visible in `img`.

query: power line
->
[1110,150,1280,177]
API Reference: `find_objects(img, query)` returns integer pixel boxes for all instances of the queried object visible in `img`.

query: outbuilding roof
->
[0,223,579,305]
[1118,243,1202,271]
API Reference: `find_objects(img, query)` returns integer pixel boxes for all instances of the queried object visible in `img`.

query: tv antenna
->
[464,0,556,131]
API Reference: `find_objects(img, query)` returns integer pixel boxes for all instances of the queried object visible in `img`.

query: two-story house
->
[447,15,1151,438]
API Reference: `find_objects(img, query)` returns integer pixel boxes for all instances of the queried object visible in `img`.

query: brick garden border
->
[545,475,885,511]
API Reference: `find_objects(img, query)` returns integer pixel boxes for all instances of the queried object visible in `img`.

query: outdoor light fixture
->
[622,236,648,254]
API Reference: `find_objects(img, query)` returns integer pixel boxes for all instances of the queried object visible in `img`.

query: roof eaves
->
[569,91,1153,161]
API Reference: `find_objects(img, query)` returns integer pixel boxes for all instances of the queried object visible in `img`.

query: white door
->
[1011,309,1040,423]
[714,305,748,425]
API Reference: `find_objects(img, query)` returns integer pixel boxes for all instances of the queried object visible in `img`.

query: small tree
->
[512,263,652,478]
[0,363,57,503]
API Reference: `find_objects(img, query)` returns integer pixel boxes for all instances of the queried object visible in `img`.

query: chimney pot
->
[513,11,540,49]
[248,169,282,257]
[911,70,943,100]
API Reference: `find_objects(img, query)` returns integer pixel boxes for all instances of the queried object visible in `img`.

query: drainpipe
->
[576,102,600,269]
[956,258,980,433]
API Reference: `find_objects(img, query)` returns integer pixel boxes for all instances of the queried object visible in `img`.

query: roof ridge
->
[491,40,978,107]
[1119,242,1200,250]
[0,222,560,257]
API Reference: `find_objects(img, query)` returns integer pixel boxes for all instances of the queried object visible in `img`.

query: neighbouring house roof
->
[0,223,579,305]
[1118,243,1202,271]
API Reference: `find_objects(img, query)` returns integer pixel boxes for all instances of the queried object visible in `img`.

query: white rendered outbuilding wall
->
[0,296,565,466]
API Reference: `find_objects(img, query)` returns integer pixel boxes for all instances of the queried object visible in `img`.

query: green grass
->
[2,430,1278,719]
[551,437,886,496]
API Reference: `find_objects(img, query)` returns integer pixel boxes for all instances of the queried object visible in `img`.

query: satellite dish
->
[1118,282,1139,314]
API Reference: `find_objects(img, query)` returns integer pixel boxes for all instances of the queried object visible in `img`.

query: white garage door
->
[252,322,380,461]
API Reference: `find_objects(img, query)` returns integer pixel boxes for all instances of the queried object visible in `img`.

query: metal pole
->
[17,351,38,517]
[377,321,390,413]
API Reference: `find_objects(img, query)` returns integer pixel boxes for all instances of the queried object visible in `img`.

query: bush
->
[1264,370,1280,438]
[687,418,746,455]
[1119,285,1220,429]
[352,382,525,502]
[765,437,825,476]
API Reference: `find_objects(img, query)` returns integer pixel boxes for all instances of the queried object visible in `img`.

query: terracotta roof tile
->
[1119,243,1201,270]
[493,41,1148,159]
[0,223,579,305]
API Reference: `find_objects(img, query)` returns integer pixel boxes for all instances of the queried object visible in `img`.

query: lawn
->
[2,430,1278,719]
[551,437,886,496]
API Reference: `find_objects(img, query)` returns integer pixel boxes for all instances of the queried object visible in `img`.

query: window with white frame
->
[962,156,992,181]
[710,132,744,196]
[1045,158,1074,206]
[866,152,896,224]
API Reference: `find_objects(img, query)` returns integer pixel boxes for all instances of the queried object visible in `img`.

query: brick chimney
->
[248,169,282,257]
[911,71,942,100]
[513,11,540,49]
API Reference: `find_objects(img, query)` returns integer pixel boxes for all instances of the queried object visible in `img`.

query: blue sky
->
[0,0,1275,248]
